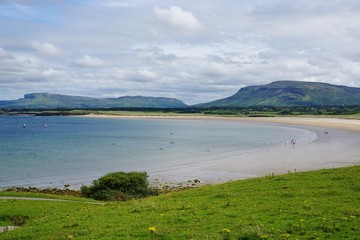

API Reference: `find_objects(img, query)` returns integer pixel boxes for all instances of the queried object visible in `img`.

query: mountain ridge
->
[196,80,360,107]
[0,93,188,109]
[1,81,360,109]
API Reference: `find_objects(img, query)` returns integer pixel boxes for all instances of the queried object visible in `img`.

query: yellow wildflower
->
[222,228,231,233]
[148,226,156,233]
[281,233,291,238]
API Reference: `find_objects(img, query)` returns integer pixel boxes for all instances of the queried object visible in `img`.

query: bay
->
[0,116,315,188]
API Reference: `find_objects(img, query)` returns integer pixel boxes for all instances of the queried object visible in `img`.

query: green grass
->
[1,166,359,239]
[0,191,97,202]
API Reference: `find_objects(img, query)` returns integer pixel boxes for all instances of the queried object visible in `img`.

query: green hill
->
[197,81,360,107]
[0,93,188,109]
[2,81,360,109]
[1,166,359,239]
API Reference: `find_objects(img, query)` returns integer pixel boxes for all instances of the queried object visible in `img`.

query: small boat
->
[23,123,26,128]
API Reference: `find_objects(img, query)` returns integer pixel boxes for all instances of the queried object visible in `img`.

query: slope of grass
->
[198,81,360,107]
[1,166,359,239]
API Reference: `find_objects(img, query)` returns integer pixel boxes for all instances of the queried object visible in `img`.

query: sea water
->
[0,116,315,188]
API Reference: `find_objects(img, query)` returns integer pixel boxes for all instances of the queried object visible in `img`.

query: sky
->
[1,0,360,104]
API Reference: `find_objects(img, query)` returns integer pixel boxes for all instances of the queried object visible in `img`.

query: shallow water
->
[0,116,315,188]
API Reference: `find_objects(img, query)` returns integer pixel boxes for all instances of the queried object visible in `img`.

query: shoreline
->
[79,114,360,187]
[1,115,359,190]
[82,114,360,133]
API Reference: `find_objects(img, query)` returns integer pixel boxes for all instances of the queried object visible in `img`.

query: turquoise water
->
[0,116,314,188]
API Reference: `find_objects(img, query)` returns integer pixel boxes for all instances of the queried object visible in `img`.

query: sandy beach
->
[84,114,360,132]
[83,114,360,186]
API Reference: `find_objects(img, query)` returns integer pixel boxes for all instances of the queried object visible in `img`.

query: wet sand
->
[84,115,360,185]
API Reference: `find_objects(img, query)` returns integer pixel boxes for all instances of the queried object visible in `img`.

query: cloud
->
[1,1,360,104]
[42,67,66,78]
[137,69,158,79]
[154,6,203,34]
[0,2,36,20]
[74,55,105,68]
[0,47,13,59]
[97,0,146,8]
[32,42,65,56]
[135,46,176,63]
[108,67,158,82]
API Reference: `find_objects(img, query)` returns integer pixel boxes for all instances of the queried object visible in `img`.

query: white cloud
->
[1,0,360,104]
[154,6,203,34]
[43,67,66,78]
[135,46,176,63]
[108,67,158,82]
[32,42,65,56]
[137,69,158,79]
[74,55,105,68]
[0,47,13,58]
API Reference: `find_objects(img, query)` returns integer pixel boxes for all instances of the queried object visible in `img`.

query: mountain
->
[2,81,359,109]
[0,93,188,109]
[196,81,360,107]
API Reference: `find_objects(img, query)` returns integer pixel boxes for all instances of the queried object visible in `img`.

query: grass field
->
[1,166,359,239]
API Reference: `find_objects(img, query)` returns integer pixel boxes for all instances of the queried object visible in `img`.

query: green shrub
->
[81,171,156,201]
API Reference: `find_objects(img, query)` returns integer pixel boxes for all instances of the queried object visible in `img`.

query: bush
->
[81,171,156,201]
